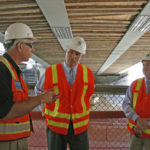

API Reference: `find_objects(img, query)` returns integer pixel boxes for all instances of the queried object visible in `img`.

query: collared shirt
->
[62,61,78,85]
[35,62,78,95]
[34,62,78,111]
[122,77,150,123]
[0,53,21,118]
[145,78,150,94]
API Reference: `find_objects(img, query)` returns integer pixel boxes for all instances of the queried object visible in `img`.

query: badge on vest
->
[14,80,23,90]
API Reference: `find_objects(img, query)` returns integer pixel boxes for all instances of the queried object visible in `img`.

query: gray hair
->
[4,39,26,51]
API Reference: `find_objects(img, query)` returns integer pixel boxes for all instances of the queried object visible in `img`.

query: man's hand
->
[40,88,59,104]
[134,117,149,136]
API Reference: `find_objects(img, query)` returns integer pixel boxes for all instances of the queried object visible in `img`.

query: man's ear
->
[16,42,22,52]
[79,54,82,59]
[78,55,82,63]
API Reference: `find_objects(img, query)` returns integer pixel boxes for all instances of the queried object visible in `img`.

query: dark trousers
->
[46,121,89,150]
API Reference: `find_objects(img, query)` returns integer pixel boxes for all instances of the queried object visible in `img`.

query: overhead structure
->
[31,54,49,68]
[0,0,150,83]
[0,32,49,68]
[96,1,150,75]
[36,0,73,50]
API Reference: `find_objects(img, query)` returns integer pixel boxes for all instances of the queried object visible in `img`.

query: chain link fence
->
[28,84,129,150]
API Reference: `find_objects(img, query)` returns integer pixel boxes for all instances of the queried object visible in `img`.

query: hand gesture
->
[40,88,59,104]
[134,117,149,136]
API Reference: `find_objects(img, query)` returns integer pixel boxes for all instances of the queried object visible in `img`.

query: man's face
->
[19,39,35,61]
[142,60,150,78]
[65,49,82,68]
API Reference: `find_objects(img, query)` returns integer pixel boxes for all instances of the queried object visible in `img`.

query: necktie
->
[69,69,74,85]
[146,80,150,94]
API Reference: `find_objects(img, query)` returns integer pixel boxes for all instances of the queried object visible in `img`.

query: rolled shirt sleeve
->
[122,84,139,122]
[34,72,45,95]
[34,72,46,111]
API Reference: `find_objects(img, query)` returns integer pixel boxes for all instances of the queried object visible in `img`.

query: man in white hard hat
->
[122,54,150,150]
[35,36,95,150]
[0,23,58,150]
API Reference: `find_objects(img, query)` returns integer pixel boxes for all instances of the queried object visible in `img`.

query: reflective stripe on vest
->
[0,56,16,79]
[0,121,30,134]
[132,78,142,109]
[45,64,89,129]
[0,56,30,140]
[73,65,89,129]
[128,78,150,136]
[51,65,60,116]
[129,120,150,135]
[128,78,142,128]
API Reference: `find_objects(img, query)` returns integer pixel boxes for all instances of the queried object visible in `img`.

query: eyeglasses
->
[23,42,34,48]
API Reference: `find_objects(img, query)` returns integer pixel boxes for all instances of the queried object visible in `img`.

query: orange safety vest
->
[44,63,94,135]
[128,77,150,138]
[0,56,30,141]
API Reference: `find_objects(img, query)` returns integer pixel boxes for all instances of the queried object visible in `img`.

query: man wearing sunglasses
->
[0,23,59,150]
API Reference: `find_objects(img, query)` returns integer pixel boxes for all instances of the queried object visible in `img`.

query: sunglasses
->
[23,42,34,48]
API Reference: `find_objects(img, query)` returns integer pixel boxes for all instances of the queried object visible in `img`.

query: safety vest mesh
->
[0,56,30,141]
[44,63,94,135]
[128,78,150,138]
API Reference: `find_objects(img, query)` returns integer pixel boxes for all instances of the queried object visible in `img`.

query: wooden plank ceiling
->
[0,0,149,75]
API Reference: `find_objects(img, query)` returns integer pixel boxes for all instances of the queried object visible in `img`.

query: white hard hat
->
[142,54,150,62]
[67,36,86,54]
[4,23,36,41]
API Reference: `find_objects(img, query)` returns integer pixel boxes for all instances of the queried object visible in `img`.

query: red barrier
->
[30,111,126,120]
[28,111,129,150]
